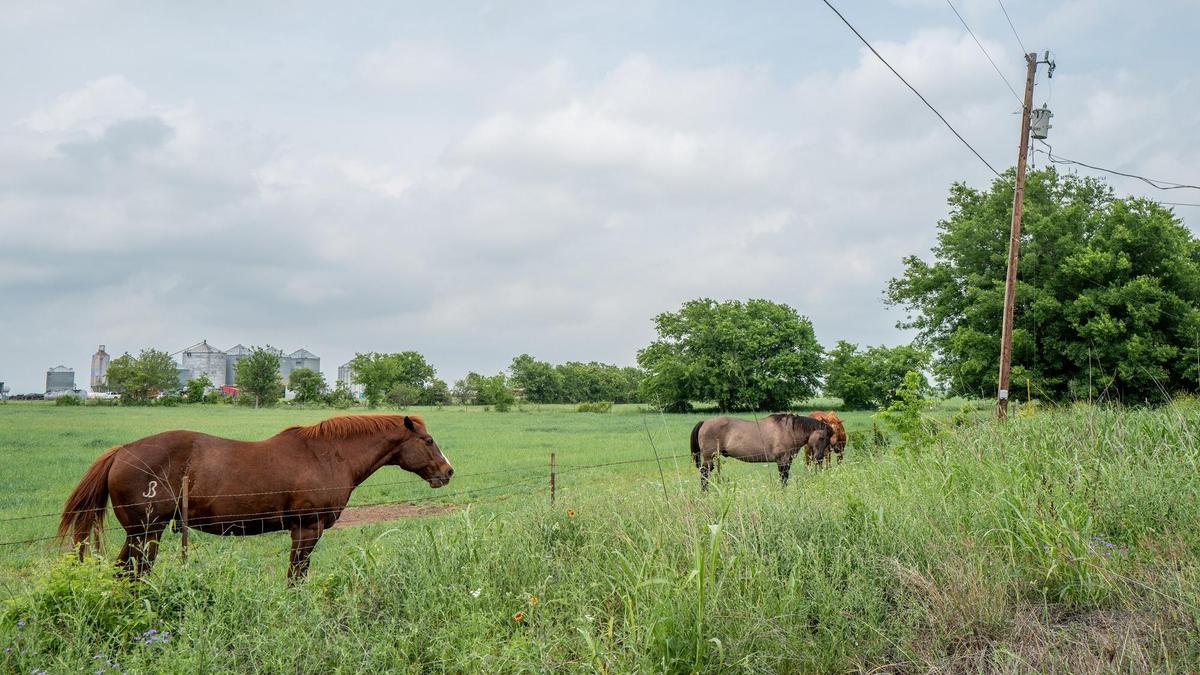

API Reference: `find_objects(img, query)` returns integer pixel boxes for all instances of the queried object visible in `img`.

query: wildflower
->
[529,595,539,606]
[512,611,524,622]
[16,619,25,628]
[469,588,482,598]
[567,509,576,518]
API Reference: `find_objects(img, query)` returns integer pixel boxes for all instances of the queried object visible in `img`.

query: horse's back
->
[698,416,781,461]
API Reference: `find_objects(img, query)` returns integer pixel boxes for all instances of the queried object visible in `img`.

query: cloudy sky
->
[1,0,1196,393]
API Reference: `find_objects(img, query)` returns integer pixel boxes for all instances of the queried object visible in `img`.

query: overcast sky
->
[1,0,1196,393]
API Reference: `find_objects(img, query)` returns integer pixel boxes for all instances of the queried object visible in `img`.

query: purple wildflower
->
[16,619,26,628]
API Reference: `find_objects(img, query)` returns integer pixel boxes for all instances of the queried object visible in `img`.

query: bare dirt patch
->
[333,503,456,528]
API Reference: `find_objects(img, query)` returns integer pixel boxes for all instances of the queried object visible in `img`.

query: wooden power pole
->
[997,52,1039,419]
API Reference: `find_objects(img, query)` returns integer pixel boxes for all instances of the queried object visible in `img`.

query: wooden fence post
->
[180,475,189,562]
[549,452,556,506]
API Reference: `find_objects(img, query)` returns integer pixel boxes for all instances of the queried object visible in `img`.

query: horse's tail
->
[57,445,121,558]
[690,421,704,467]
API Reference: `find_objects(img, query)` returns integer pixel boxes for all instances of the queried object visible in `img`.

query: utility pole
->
[996,52,1039,419]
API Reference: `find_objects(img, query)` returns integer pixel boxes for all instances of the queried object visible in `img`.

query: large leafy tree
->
[823,341,930,410]
[509,354,563,403]
[886,168,1200,402]
[287,368,325,404]
[107,349,180,403]
[637,298,824,411]
[349,351,437,408]
[236,346,284,408]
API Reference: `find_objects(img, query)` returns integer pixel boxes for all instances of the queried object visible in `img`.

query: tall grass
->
[2,402,1199,672]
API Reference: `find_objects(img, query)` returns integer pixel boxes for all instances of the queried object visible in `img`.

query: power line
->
[995,0,1028,55]
[820,0,1001,177]
[945,0,1023,105]
[1036,141,1200,191]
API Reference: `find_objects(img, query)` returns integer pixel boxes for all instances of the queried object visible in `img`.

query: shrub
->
[874,370,937,450]
[156,394,182,407]
[54,395,83,407]
[577,401,613,413]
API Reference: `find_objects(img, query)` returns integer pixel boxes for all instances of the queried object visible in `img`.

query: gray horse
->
[689,413,834,490]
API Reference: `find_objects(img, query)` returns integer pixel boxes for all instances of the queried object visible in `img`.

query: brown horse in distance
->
[806,411,847,466]
[690,414,833,490]
[58,415,453,582]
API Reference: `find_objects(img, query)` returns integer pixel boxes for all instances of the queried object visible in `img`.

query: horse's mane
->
[286,414,426,441]
[767,412,832,434]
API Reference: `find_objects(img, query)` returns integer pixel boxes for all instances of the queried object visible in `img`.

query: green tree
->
[236,346,283,408]
[476,372,515,411]
[509,354,563,403]
[822,341,875,410]
[637,298,824,411]
[349,352,437,407]
[184,373,213,404]
[824,342,930,410]
[452,373,481,405]
[288,368,325,404]
[419,378,452,406]
[886,167,1200,402]
[323,380,359,408]
[107,349,180,404]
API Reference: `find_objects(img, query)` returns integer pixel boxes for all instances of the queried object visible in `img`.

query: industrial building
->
[179,341,228,389]
[90,345,110,391]
[46,365,75,394]
[281,348,321,386]
[174,342,321,393]
[337,361,365,397]
[224,344,252,385]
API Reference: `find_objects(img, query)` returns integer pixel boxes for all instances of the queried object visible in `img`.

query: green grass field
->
[1,400,1197,672]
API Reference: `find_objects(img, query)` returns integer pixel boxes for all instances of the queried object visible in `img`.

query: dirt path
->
[333,503,456,528]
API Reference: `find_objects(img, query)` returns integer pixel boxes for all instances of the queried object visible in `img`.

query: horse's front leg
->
[777,455,793,487]
[287,521,324,584]
[700,455,714,492]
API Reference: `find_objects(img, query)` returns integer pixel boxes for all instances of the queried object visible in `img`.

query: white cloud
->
[23,76,151,133]
[359,40,468,89]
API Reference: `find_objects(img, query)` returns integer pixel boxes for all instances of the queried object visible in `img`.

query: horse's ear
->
[403,416,416,431]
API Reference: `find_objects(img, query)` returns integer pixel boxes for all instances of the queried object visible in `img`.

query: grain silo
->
[90,345,111,391]
[281,348,320,389]
[179,340,227,388]
[46,365,75,394]
[225,344,252,385]
[338,361,365,397]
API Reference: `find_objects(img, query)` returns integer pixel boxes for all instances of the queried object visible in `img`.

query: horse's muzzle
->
[428,467,454,488]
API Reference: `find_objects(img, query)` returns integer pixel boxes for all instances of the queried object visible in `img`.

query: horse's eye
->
[425,438,434,446]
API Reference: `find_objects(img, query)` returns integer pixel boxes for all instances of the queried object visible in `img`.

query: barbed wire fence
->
[0,450,713,554]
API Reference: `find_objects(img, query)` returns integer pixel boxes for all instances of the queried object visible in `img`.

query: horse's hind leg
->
[118,521,167,579]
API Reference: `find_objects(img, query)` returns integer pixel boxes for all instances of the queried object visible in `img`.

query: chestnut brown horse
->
[690,413,833,490]
[806,411,847,466]
[58,414,453,582]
